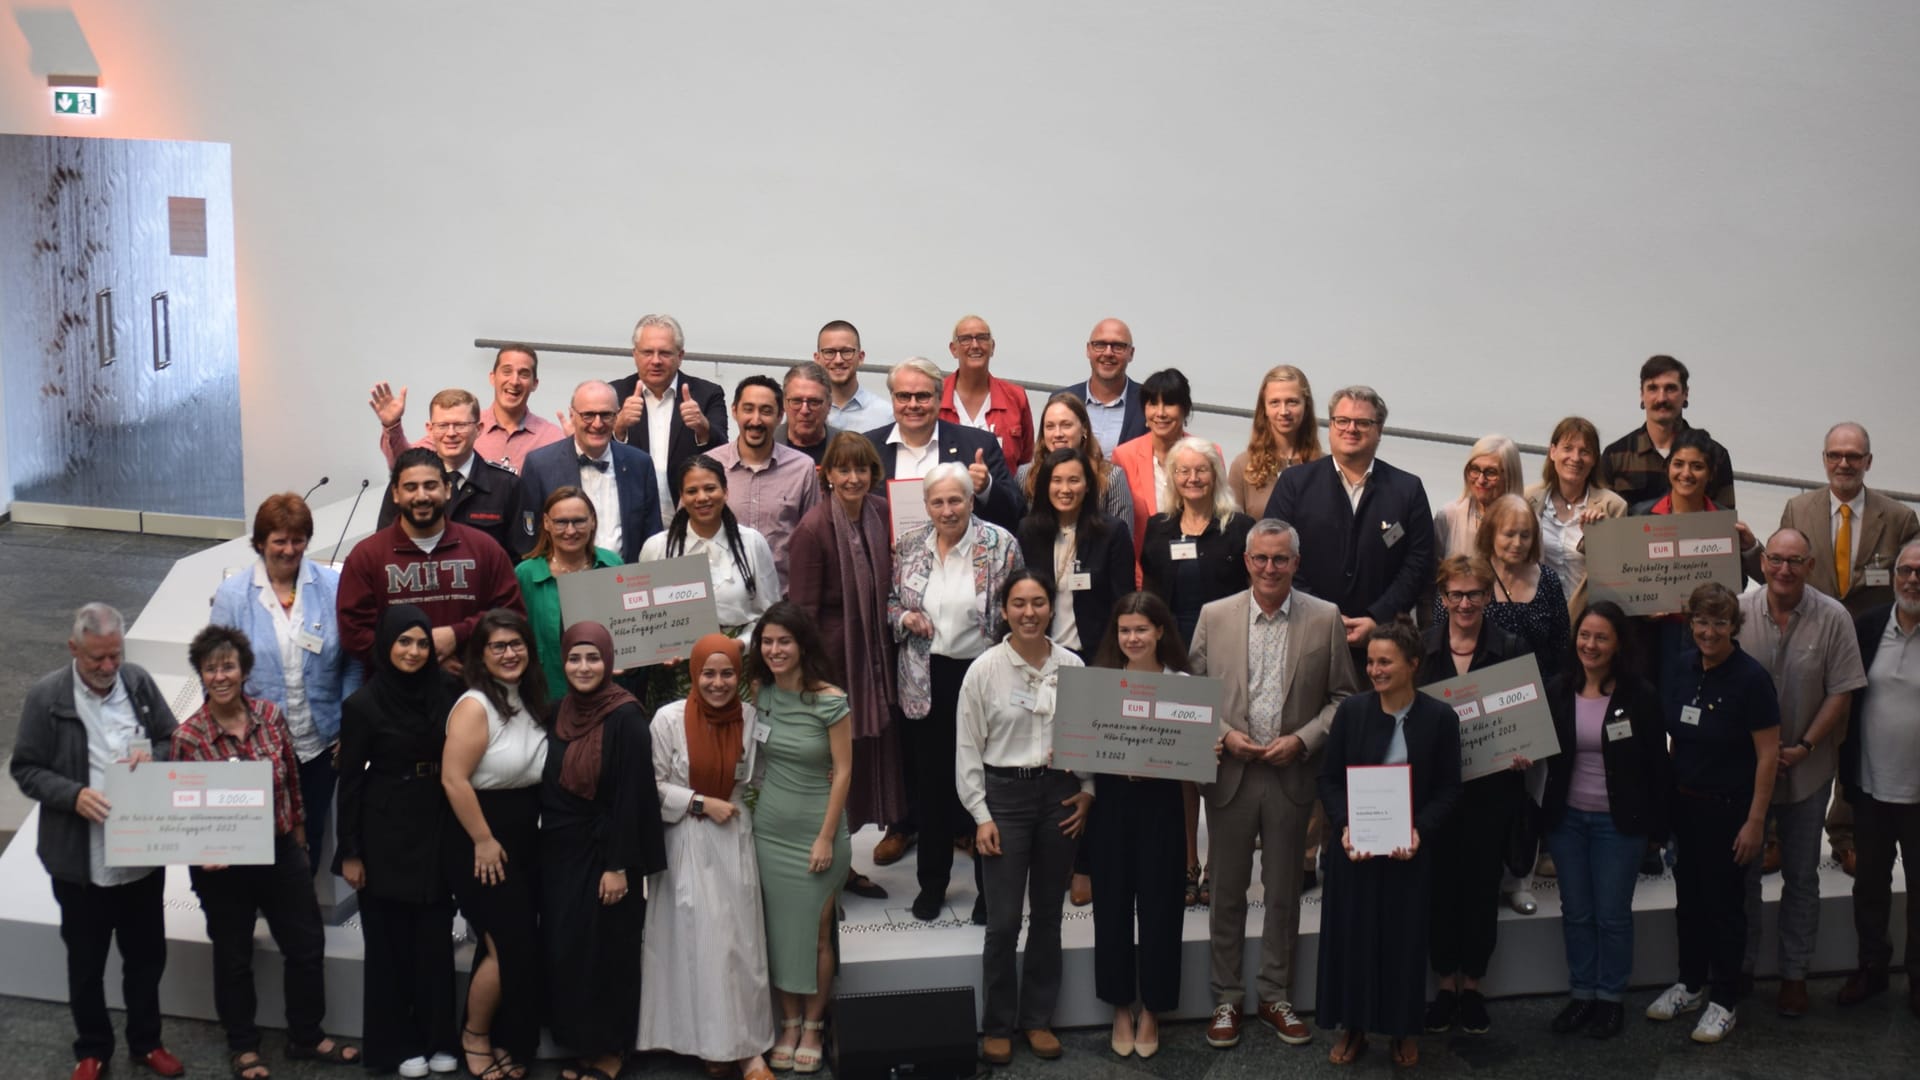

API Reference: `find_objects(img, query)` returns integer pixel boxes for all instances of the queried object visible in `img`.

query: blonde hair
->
[1458,434,1524,503]
[1160,436,1238,530]
[1022,393,1113,505]
[1241,365,1322,488]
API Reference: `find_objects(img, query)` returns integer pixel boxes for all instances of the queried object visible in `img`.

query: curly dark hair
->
[189,623,255,680]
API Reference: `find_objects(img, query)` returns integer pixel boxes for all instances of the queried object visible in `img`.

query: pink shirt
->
[1568,693,1612,813]
[380,407,564,475]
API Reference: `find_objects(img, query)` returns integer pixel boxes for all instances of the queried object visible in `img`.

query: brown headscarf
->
[553,621,636,801]
[684,632,746,801]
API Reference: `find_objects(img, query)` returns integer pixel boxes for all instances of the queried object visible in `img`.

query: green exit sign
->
[53,89,99,116]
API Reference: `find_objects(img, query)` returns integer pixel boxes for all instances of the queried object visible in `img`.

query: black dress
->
[1315,692,1463,1035]
[539,702,667,1057]
[1139,511,1253,644]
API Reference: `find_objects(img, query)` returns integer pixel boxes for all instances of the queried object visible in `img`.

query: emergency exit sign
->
[53,89,99,115]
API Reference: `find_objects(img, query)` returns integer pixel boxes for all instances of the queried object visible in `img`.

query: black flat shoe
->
[971,895,988,925]
[844,872,888,900]
[1551,999,1595,1034]
[1424,990,1457,1032]
[910,889,943,922]
[1585,1001,1624,1039]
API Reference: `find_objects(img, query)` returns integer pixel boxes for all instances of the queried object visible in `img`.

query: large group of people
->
[11,313,1920,1080]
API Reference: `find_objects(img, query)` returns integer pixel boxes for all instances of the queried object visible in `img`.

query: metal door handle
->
[95,288,115,366]
[150,291,171,370]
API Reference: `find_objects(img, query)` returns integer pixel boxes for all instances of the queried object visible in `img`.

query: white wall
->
[2,0,1917,516]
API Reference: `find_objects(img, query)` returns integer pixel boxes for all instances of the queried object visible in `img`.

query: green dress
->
[752,685,852,994]
[515,547,623,700]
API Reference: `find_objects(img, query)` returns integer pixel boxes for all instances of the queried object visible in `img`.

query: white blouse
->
[456,687,548,790]
[955,639,1092,824]
[639,525,779,629]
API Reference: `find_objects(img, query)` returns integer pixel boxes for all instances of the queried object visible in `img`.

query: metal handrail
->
[476,338,1917,501]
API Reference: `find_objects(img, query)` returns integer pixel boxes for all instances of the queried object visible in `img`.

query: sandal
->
[794,1019,827,1074]
[1328,1032,1367,1065]
[230,1051,271,1080]
[287,1037,361,1065]
[1391,1036,1419,1067]
[1184,864,1203,907]
[488,1049,529,1080]
[769,1018,802,1071]
[459,1028,508,1080]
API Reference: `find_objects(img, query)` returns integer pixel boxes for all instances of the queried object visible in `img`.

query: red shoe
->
[71,1060,107,1080]
[137,1047,188,1077]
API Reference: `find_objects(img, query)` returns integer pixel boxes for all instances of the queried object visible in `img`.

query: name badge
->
[1605,720,1634,742]
[734,758,750,781]
[905,570,930,593]
[1862,567,1891,588]
[1065,571,1092,591]
[753,721,772,744]
[1679,705,1703,726]
[1382,522,1405,548]
[1169,542,1198,561]
[294,628,324,655]
[1009,686,1038,711]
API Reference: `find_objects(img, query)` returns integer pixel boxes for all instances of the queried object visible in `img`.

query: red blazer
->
[939,374,1034,470]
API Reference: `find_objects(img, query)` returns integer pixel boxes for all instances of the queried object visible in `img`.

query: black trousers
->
[51,870,168,1062]
[296,753,337,875]
[1851,792,1920,972]
[1672,790,1750,1008]
[1089,774,1185,1012]
[917,654,979,897]
[189,833,329,1052]
[358,894,455,1070]
[1428,772,1520,979]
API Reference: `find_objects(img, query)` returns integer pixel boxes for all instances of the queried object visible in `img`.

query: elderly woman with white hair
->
[890,462,1025,924]
[1434,435,1525,560]
[1139,435,1254,909]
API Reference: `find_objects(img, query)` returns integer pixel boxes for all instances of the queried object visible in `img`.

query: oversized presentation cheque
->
[1418,653,1560,781]
[104,760,275,866]
[1052,667,1222,784]
[1584,509,1743,617]
[556,555,721,667]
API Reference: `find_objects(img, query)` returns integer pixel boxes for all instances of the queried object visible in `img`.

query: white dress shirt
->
[574,438,624,556]
[1049,527,1080,650]
[643,374,679,514]
[924,528,992,659]
[888,422,943,480]
[73,667,151,887]
[251,561,322,762]
[639,524,779,630]
[955,638,1092,823]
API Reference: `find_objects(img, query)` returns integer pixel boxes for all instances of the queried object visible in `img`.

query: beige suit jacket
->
[1190,588,1360,808]
[1775,487,1920,617]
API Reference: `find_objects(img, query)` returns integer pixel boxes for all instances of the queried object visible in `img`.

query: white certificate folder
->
[1345,764,1413,857]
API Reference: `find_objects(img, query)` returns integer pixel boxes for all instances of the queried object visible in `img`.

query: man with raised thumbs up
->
[863,356,1023,534]
[611,313,728,513]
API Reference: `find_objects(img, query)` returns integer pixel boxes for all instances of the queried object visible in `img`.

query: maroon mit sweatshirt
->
[336,520,523,661]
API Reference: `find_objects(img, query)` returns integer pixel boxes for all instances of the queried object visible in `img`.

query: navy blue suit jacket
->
[1263,455,1434,624]
[516,439,664,563]
[1060,377,1147,448]
[609,370,729,489]
[861,422,1025,534]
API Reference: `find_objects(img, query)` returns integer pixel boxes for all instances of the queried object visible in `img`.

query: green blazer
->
[517,547,624,700]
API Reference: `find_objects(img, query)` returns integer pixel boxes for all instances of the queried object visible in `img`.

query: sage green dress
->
[752,685,852,994]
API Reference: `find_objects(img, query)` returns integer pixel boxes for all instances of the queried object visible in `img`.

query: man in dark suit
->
[374,387,522,555]
[519,380,663,563]
[862,356,1023,534]
[1264,385,1434,668]
[1059,317,1146,454]
[610,313,728,516]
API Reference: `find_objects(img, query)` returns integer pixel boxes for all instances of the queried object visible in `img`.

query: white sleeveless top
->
[455,687,548,790]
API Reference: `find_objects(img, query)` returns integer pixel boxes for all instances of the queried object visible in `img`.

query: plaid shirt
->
[1601,418,1736,511]
[171,697,305,836]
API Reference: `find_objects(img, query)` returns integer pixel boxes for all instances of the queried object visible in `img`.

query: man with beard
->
[1602,355,1737,510]
[369,344,563,475]
[373,388,522,555]
[337,447,523,668]
[708,374,820,588]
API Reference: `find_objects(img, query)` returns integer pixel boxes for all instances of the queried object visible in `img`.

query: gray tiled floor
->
[2,525,1917,1078]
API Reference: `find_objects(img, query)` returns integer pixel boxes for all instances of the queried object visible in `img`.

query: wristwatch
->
[1795,738,1814,752]
[691,795,706,816]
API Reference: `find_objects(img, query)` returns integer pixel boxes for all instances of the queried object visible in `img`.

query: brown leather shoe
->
[1839,849,1857,877]
[1762,838,1782,874]
[1025,1029,1063,1059]
[1206,1003,1242,1048]
[1838,968,1888,1006]
[872,830,915,866]
[1257,1000,1313,1045]
[981,1036,1012,1065]
[1777,978,1810,1016]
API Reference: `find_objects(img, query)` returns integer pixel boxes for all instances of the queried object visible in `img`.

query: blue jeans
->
[1546,808,1645,1000]
[297,752,337,875]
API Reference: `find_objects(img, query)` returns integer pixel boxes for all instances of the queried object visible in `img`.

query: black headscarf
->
[367,604,460,721]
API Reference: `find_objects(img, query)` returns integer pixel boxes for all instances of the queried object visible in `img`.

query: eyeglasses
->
[425,421,476,433]
[485,640,528,656]
[574,410,616,425]
[1248,553,1294,568]
[1330,416,1380,432]
[1444,589,1489,605]
[1466,466,1502,481]
[634,349,681,361]
[1689,617,1732,631]
[1087,340,1133,353]
[1823,451,1868,465]
[548,517,592,532]
[1172,466,1212,479]
[1894,565,1920,579]
[1762,554,1810,569]
[787,396,826,411]
[817,347,859,360]
[892,391,935,404]
[953,333,992,345]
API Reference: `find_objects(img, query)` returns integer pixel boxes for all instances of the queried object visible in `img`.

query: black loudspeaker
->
[832,986,978,1080]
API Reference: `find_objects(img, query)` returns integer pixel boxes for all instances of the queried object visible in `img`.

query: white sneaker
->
[427,1053,460,1074]
[1690,1002,1736,1043]
[1506,889,1539,915]
[1645,982,1706,1021]
[397,1057,430,1079]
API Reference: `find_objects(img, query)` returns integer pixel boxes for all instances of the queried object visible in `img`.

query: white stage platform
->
[0,810,1900,1036]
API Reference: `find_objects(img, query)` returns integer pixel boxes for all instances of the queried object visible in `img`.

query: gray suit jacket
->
[1771,487,1920,616]
[1189,588,1360,808]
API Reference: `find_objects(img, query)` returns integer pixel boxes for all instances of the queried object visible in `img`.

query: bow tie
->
[578,454,609,472]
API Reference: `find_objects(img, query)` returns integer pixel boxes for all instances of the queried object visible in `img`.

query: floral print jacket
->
[888,517,1024,718]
